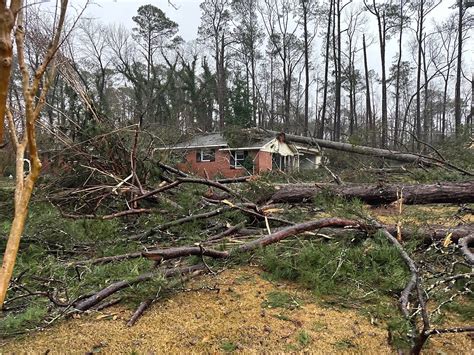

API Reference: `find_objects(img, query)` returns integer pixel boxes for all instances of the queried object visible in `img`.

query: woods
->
[0,0,471,153]
[0,0,473,354]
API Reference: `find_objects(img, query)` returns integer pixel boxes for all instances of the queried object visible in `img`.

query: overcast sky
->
[75,0,454,40]
[81,0,201,41]
[37,0,473,92]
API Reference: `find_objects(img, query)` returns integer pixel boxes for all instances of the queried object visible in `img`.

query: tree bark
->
[415,0,424,149]
[302,0,310,136]
[394,0,405,148]
[0,1,21,145]
[267,181,474,205]
[454,0,464,137]
[362,34,374,146]
[318,0,333,139]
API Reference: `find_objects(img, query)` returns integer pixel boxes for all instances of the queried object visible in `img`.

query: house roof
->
[162,131,321,155]
[170,133,228,149]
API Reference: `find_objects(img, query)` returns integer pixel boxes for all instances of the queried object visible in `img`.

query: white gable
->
[260,138,297,156]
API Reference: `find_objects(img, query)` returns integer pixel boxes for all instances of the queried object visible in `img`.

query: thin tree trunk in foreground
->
[0,0,68,309]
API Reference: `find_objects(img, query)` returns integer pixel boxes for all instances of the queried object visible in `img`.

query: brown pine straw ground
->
[1,266,472,354]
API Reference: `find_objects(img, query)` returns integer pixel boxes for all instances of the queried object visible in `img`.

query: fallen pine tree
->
[266,180,474,205]
[261,129,473,176]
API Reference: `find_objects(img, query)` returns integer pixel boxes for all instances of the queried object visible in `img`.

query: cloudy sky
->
[36,0,473,88]
[76,0,455,42]
[81,0,201,41]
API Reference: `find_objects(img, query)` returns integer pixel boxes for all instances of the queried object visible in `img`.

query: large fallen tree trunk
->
[264,130,473,175]
[268,181,474,205]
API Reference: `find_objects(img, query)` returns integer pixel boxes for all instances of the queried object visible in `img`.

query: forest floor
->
[1,266,472,354]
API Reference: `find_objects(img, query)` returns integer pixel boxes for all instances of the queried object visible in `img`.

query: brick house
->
[163,132,322,179]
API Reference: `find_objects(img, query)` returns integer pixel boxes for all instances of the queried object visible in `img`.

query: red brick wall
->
[177,149,248,179]
[255,151,272,173]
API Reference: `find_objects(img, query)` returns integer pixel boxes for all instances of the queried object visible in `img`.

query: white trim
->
[230,150,246,169]
[155,144,226,151]
[199,149,215,162]
[220,147,261,151]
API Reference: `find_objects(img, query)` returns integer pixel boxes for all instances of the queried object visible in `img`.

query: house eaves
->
[155,144,228,151]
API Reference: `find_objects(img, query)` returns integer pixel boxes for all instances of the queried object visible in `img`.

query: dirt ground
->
[1,266,472,354]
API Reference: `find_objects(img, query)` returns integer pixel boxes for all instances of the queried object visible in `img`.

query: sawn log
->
[268,181,474,205]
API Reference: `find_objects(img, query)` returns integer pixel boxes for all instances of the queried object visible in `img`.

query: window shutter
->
[196,151,201,162]
[210,149,215,162]
[230,152,235,169]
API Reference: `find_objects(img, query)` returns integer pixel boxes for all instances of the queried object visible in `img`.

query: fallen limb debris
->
[143,246,229,263]
[268,181,474,205]
[127,298,153,327]
[235,218,362,252]
[231,224,473,243]
[142,218,364,264]
[61,209,151,220]
[69,252,143,267]
[74,264,206,312]
[67,224,473,268]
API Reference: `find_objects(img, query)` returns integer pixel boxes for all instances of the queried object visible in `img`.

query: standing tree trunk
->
[363,34,374,146]
[365,0,388,148]
[415,0,424,149]
[318,0,333,139]
[378,13,388,148]
[333,0,342,141]
[394,0,405,148]
[216,33,227,130]
[422,34,430,144]
[0,0,69,309]
[470,73,474,135]
[302,0,310,136]
[454,0,464,137]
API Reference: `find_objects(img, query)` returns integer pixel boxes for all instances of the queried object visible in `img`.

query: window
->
[196,149,215,162]
[230,150,247,169]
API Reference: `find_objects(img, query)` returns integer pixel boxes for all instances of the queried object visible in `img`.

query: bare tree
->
[199,0,232,130]
[393,0,411,148]
[363,0,398,148]
[260,0,304,131]
[297,0,317,136]
[318,0,333,139]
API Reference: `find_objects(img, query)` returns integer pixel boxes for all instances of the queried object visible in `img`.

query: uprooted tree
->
[0,0,68,308]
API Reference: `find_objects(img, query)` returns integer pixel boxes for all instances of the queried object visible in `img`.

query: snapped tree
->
[0,0,69,309]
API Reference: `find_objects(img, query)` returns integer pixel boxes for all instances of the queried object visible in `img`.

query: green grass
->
[334,338,356,350]
[0,302,48,337]
[297,330,311,347]
[220,341,238,352]
[312,320,327,331]
[261,291,302,310]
